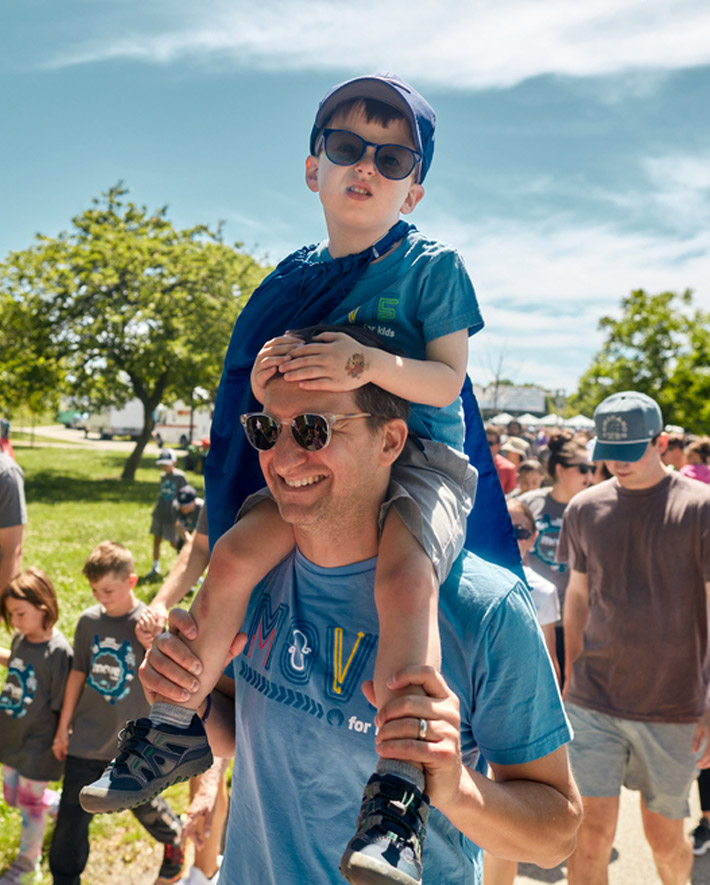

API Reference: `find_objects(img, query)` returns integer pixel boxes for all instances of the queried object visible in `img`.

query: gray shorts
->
[566,703,700,819]
[239,436,477,585]
[380,437,477,583]
[149,514,178,544]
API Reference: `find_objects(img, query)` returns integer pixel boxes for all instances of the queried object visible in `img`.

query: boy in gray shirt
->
[49,542,184,885]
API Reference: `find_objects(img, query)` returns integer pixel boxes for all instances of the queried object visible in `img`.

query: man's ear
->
[305,155,320,193]
[655,431,669,455]
[129,573,138,590]
[378,419,408,467]
[400,183,424,215]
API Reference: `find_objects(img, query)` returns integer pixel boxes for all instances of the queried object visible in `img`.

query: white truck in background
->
[85,398,212,446]
[153,401,212,448]
[85,400,147,440]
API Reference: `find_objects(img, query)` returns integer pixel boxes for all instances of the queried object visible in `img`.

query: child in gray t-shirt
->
[48,541,185,885]
[0,568,72,882]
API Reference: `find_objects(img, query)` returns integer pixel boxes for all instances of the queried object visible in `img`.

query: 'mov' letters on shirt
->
[242,589,377,724]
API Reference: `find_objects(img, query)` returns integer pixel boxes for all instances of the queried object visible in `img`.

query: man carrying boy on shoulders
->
[141,365,581,885]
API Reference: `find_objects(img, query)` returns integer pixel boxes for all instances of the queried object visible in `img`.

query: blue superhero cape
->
[205,221,521,576]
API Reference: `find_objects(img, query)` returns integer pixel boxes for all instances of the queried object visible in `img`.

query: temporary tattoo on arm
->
[345,352,368,379]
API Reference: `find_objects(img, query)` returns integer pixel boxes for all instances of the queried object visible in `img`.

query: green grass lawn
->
[1,445,206,881]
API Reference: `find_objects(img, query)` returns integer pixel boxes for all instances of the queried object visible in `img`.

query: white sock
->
[152,560,160,570]
[150,702,195,728]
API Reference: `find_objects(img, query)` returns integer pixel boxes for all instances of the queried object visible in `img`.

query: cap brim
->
[591,439,649,463]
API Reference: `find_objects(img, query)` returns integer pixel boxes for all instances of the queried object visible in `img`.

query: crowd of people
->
[2,69,710,885]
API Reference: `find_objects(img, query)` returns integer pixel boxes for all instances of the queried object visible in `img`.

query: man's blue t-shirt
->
[222,549,571,884]
[320,229,484,450]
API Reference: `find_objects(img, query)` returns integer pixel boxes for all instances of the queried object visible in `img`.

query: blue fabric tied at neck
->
[204,219,521,576]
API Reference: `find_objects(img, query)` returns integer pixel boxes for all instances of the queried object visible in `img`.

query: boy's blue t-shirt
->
[317,229,484,450]
[221,549,571,885]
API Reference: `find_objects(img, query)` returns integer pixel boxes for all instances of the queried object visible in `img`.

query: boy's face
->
[160,463,174,474]
[90,570,138,617]
[305,106,424,248]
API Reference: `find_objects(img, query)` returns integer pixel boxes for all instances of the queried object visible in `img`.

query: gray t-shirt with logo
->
[0,630,72,780]
[68,602,150,761]
[518,487,569,611]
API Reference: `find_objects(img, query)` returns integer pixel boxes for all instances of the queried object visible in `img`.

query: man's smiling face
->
[257,378,395,556]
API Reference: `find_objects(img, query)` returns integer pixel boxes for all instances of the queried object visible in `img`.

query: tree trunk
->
[120,409,156,481]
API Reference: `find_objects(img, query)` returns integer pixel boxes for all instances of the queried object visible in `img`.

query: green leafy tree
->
[0,184,272,478]
[570,289,710,432]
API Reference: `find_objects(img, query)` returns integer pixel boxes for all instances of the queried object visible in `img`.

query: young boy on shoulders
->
[81,74,483,885]
[50,542,184,885]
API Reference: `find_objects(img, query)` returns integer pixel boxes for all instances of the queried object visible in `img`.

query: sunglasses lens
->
[514,525,532,540]
[291,414,329,451]
[325,131,365,166]
[324,130,416,180]
[376,146,416,180]
[244,415,279,450]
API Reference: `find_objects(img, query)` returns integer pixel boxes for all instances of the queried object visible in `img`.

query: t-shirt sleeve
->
[71,615,91,674]
[556,504,586,573]
[49,639,73,714]
[0,466,27,528]
[416,248,484,343]
[471,582,571,766]
[196,502,208,536]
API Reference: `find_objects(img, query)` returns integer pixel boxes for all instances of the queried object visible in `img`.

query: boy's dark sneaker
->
[155,840,186,884]
[340,773,430,885]
[692,817,710,855]
[79,715,213,813]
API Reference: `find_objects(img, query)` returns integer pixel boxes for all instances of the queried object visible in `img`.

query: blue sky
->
[2,0,709,396]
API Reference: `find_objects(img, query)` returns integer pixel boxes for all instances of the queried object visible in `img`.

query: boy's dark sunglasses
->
[513,524,533,541]
[319,129,421,181]
[240,411,372,452]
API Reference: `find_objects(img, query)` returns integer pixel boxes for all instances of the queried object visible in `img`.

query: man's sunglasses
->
[319,129,421,181]
[240,411,372,452]
[513,524,533,541]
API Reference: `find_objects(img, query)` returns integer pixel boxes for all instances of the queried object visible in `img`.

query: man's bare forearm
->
[443,751,581,867]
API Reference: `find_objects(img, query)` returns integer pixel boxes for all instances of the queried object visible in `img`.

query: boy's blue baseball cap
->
[310,73,436,183]
[592,391,663,463]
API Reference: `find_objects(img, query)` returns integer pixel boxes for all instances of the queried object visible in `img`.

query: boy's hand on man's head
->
[279,331,372,392]
[251,334,305,403]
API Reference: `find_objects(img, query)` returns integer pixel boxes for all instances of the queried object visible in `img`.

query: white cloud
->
[45,0,710,89]
[438,213,710,390]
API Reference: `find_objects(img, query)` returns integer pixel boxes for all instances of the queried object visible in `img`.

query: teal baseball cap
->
[592,391,663,463]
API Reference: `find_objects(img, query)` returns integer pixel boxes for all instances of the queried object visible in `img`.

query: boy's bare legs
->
[150,499,295,715]
[341,509,439,884]
[373,510,440,775]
